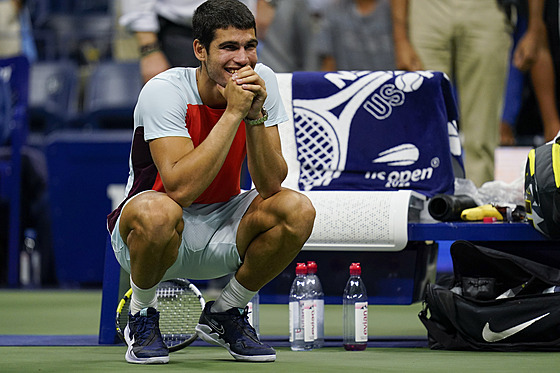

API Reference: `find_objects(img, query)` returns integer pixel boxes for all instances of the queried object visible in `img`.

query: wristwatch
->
[245,108,268,126]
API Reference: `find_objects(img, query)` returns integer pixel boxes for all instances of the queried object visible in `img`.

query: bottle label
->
[289,301,302,342]
[313,299,324,340]
[302,300,315,342]
[354,302,368,343]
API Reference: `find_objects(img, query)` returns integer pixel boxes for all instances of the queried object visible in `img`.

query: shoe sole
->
[195,324,276,362]
[124,325,169,364]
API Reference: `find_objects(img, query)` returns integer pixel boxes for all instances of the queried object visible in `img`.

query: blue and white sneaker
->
[195,301,276,362]
[124,307,169,364]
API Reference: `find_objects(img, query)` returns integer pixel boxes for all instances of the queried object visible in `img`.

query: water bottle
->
[289,262,313,351]
[306,261,324,348]
[343,263,368,351]
[247,292,260,336]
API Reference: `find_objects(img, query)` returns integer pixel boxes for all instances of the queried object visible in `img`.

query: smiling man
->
[107,0,315,365]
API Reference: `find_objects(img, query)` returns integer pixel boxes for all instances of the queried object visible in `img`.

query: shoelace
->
[230,307,259,342]
[134,313,158,343]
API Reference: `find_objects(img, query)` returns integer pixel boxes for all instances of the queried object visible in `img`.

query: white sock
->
[211,276,257,313]
[129,276,158,315]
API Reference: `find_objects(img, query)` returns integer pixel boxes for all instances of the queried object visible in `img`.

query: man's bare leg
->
[211,188,315,314]
[234,189,316,291]
[117,191,184,364]
[196,189,315,362]
[120,191,184,290]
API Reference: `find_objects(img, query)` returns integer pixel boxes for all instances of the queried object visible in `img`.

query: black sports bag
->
[419,240,560,351]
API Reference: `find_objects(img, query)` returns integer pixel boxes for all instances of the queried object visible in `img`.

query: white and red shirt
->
[107,63,288,233]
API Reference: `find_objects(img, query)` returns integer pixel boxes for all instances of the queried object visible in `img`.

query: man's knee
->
[277,189,316,239]
[121,192,183,242]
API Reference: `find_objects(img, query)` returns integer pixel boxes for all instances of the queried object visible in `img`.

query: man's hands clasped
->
[217,65,267,122]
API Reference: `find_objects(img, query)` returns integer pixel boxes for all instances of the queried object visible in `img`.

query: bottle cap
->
[307,261,317,274]
[350,262,361,276]
[296,262,307,275]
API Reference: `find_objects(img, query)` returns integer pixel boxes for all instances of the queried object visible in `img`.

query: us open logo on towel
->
[291,70,462,196]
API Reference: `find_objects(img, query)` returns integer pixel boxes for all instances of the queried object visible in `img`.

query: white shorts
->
[111,189,258,280]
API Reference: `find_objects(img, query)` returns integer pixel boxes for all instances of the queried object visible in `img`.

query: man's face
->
[202,27,258,87]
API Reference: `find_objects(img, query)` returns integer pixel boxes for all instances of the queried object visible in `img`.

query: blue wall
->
[46,130,130,285]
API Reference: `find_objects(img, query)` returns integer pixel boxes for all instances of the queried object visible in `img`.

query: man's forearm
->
[390,0,410,44]
[526,0,545,34]
[245,125,287,199]
[152,111,245,207]
[135,31,159,49]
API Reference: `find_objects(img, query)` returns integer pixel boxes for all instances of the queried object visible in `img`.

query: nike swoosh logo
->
[482,313,550,342]
[208,319,225,335]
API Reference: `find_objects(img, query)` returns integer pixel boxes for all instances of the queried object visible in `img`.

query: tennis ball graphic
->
[394,72,424,92]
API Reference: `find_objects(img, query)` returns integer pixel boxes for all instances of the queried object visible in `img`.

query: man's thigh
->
[111,189,258,280]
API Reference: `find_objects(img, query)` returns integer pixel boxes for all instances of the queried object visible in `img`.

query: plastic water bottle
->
[343,263,368,351]
[247,292,259,336]
[306,261,324,348]
[289,262,313,351]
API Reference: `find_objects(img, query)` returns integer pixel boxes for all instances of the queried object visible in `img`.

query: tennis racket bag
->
[418,240,560,351]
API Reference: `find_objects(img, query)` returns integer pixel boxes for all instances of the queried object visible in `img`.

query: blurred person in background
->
[119,0,209,83]
[500,0,560,146]
[315,0,395,72]
[119,0,256,84]
[391,0,541,186]
[255,0,318,72]
[0,0,37,62]
[306,0,337,27]
[0,0,53,286]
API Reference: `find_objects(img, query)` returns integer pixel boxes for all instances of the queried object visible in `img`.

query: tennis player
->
[106,0,315,364]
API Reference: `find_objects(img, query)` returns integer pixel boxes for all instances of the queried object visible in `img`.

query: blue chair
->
[82,61,142,129]
[0,56,30,287]
[28,60,80,133]
[40,14,114,63]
